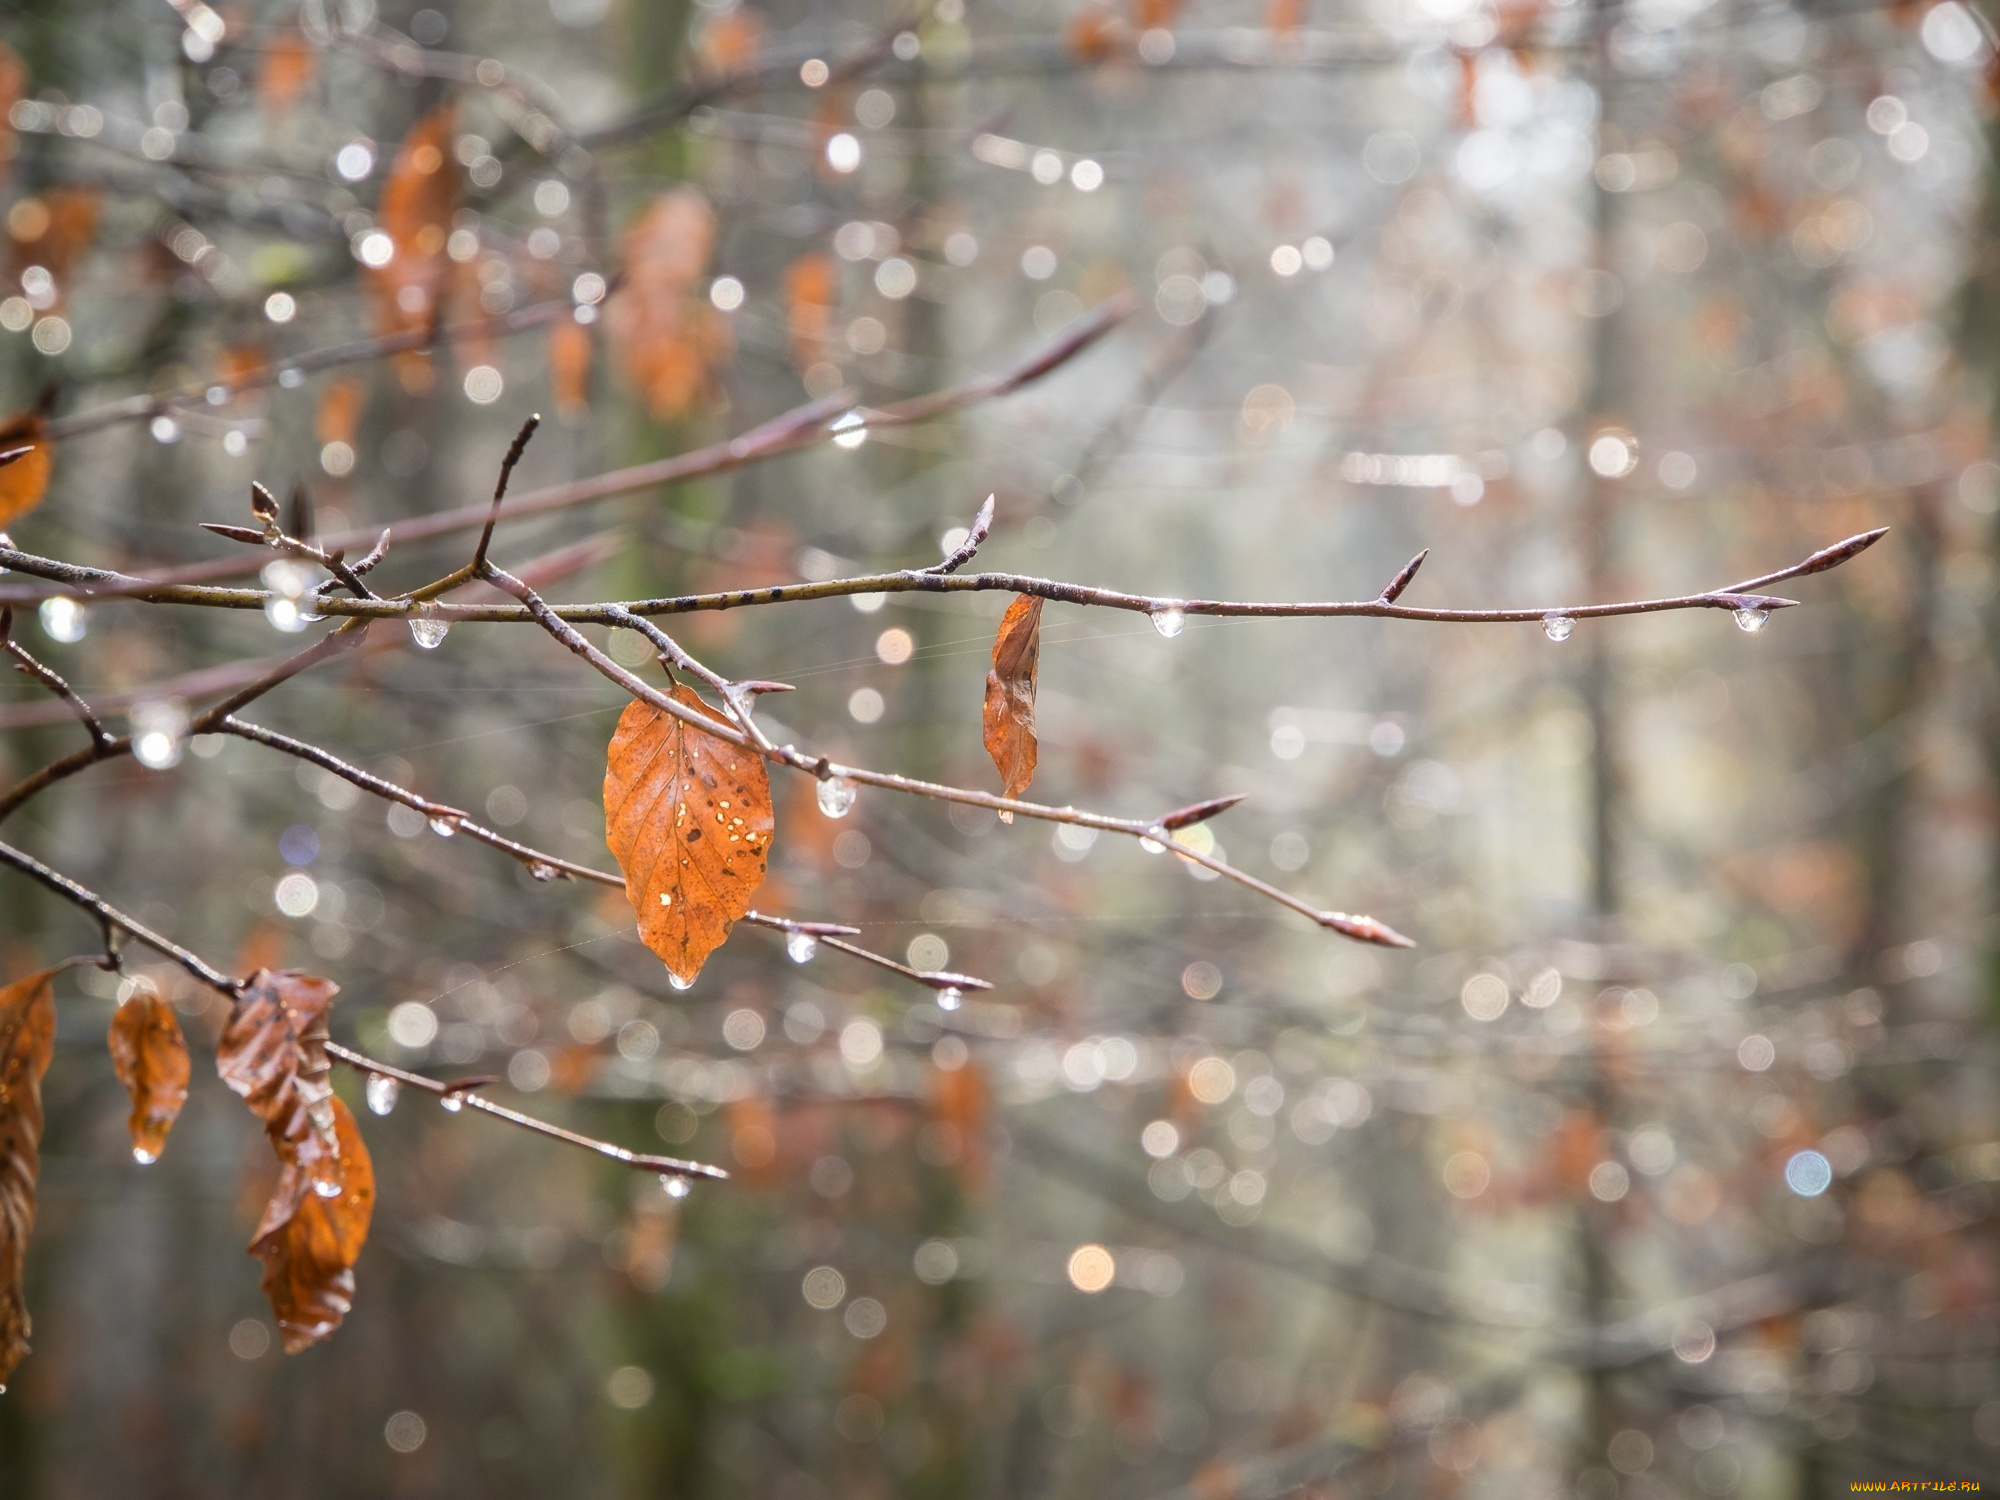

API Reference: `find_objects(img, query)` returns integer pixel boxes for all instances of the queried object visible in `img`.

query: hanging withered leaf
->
[0,968,56,1388]
[217,969,373,1349]
[604,681,773,986]
[0,411,52,531]
[982,595,1045,801]
[107,986,190,1165]
[252,1094,374,1354]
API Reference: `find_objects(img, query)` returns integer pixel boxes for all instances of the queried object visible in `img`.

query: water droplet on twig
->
[787,931,819,964]
[132,1146,157,1166]
[366,1075,401,1116]
[439,1094,464,1113]
[429,815,458,838]
[1150,603,1187,639]
[660,1174,692,1199]
[1733,605,1770,634]
[528,861,557,882]
[409,606,450,649]
[1542,613,1575,642]
[817,776,858,818]
[937,986,963,1012]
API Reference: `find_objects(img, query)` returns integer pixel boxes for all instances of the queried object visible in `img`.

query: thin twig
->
[2,608,112,749]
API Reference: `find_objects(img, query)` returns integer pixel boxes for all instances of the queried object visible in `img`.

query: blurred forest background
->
[0,0,1996,1495]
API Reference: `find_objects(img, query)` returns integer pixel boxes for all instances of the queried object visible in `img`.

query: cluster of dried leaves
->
[0,964,382,1382]
[0,565,1052,1376]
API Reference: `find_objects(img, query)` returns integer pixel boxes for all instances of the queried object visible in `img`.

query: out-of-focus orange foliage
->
[258,31,316,114]
[727,1093,780,1184]
[1547,1107,1603,1195]
[783,252,836,373]
[1068,9,1123,60]
[929,1058,989,1194]
[1134,0,1179,30]
[696,5,764,74]
[217,343,268,393]
[1266,0,1307,33]
[0,43,24,189]
[315,379,365,448]
[550,316,593,419]
[607,191,729,419]
[368,105,458,390]
[7,189,102,299]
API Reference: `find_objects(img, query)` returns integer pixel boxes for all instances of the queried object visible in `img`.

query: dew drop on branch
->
[817,776,858,818]
[409,609,450,649]
[366,1075,401,1116]
[429,816,457,838]
[1733,605,1770,634]
[439,1094,464,1113]
[787,931,818,964]
[1543,613,1575,642]
[660,1174,692,1199]
[1150,603,1186,639]
[937,986,963,1012]
[528,861,557,882]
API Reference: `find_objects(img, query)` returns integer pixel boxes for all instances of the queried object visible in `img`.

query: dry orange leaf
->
[217,969,373,1350]
[982,595,1044,800]
[608,190,721,419]
[604,681,773,985]
[217,969,341,1171]
[550,315,593,418]
[0,967,55,1387]
[251,1094,374,1354]
[1067,10,1122,62]
[107,988,190,1165]
[0,411,52,531]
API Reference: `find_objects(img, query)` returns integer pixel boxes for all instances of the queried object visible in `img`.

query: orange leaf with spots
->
[108,988,190,1165]
[982,595,1044,799]
[0,412,52,530]
[0,968,56,1386]
[251,1094,374,1353]
[603,681,773,985]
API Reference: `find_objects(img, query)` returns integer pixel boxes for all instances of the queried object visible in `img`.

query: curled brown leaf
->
[218,970,345,1226]
[252,1095,374,1354]
[982,594,1044,800]
[107,988,190,1165]
[604,680,773,985]
[0,967,56,1386]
